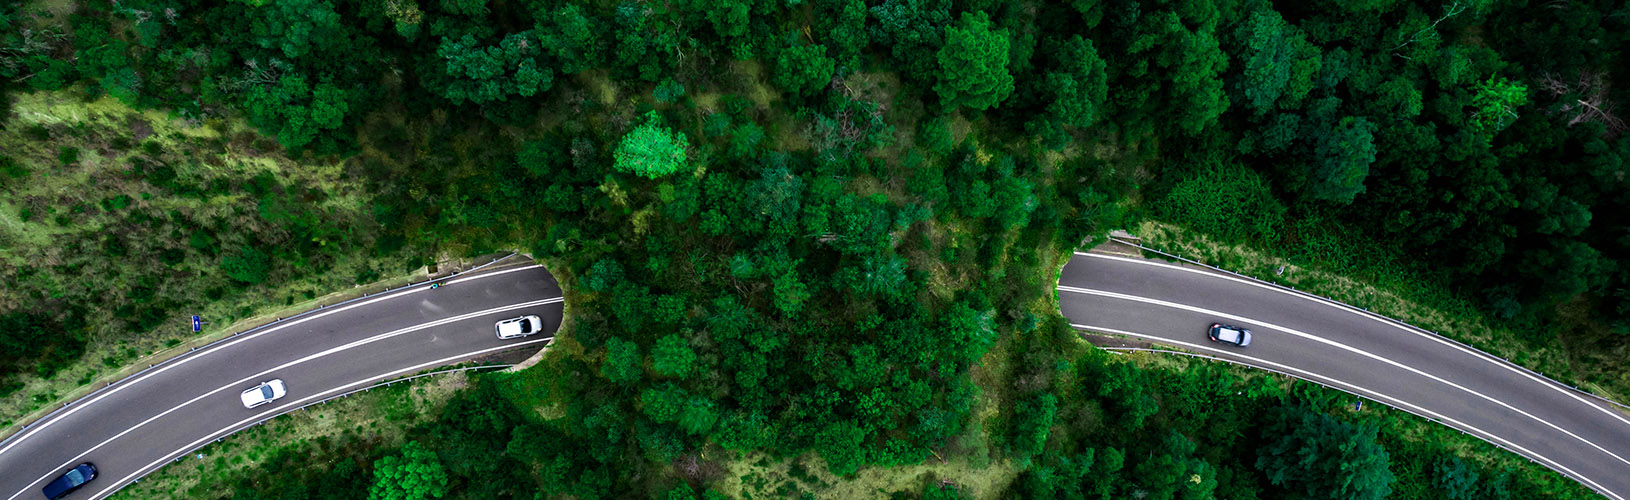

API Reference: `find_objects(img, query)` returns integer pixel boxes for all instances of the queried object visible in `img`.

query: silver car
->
[495,315,544,340]
[240,379,287,408]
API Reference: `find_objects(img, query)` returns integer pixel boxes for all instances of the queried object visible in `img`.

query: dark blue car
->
[41,463,96,500]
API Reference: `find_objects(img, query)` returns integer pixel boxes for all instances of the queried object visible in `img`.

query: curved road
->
[0,263,563,500]
[1060,250,1630,499]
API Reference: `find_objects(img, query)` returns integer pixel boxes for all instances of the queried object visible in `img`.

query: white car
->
[496,315,544,339]
[240,379,287,408]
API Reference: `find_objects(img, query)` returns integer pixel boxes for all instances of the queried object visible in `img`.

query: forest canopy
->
[1,0,1627,498]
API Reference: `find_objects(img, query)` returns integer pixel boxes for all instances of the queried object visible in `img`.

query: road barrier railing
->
[0,252,522,450]
[1096,346,1601,499]
[1099,236,1630,411]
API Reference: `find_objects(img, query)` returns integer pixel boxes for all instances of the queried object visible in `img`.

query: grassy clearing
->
[1128,220,1625,404]
[108,370,472,500]
[718,450,1020,499]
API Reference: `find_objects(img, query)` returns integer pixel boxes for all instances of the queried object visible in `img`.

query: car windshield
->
[64,469,84,483]
[519,320,533,333]
[260,385,274,399]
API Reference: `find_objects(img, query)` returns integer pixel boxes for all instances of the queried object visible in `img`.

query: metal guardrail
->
[1101,236,1630,411]
[0,252,521,450]
[1097,346,1601,498]
[107,364,512,496]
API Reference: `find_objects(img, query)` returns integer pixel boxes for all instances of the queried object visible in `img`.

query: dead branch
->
[1539,70,1626,138]
[1390,1,1466,52]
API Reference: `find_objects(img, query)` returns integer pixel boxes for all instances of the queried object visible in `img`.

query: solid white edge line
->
[5,297,562,500]
[1074,323,1625,500]
[0,264,545,459]
[1073,251,1630,427]
[88,337,554,500]
[1058,285,1630,469]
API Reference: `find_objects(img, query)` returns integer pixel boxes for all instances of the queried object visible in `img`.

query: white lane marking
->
[1073,323,1625,500]
[0,264,544,458]
[86,337,554,500]
[1058,285,1630,469]
[5,297,562,500]
[1073,251,1630,427]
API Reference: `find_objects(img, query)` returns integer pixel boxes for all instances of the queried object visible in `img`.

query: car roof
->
[1216,327,1245,343]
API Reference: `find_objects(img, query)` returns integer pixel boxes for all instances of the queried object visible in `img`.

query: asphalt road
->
[1059,251,1630,499]
[0,263,563,500]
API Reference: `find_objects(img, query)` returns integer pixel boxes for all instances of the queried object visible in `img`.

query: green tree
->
[814,419,867,476]
[582,258,623,292]
[924,482,967,500]
[677,395,718,435]
[641,383,687,422]
[614,111,690,179]
[868,0,950,86]
[1126,11,1231,136]
[601,337,642,383]
[1435,456,1480,500]
[653,78,685,103]
[1011,393,1057,457]
[367,441,449,500]
[934,11,1014,111]
[1044,36,1108,128]
[1133,432,1216,500]
[1234,9,1319,114]
[774,42,836,96]
[1308,116,1377,205]
[823,0,869,69]
[250,0,346,59]
[1469,75,1528,137]
[428,32,553,105]
[992,176,1038,230]
[652,334,697,379]
[537,4,601,74]
[1256,406,1394,500]
[244,74,350,151]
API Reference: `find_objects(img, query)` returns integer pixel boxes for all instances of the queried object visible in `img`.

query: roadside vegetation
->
[0,89,458,430]
[110,367,477,500]
[1132,220,1630,402]
[1,0,1626,498]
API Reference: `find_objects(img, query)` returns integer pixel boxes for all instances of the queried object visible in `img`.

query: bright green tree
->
[367,441,449,500]
[614,111,691,179]
[934,11,1014,111]
[1469,75,1527,137]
